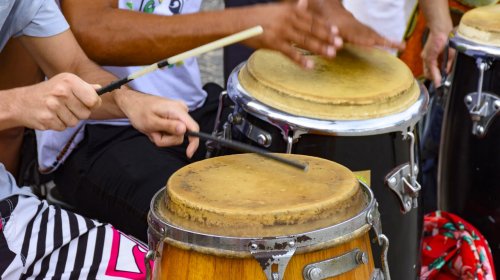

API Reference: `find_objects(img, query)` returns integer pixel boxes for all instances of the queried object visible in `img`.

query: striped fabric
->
[0,195,150,279]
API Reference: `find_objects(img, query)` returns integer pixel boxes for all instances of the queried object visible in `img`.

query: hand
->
[309,0,405,51]
[116,92,200,158]
[242,0,343,69]
[13,72,102,131]
[421,30,455,87]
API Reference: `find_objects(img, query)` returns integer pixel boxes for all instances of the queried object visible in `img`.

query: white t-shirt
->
[344,0,417,55]
[105,0,206,112]
[36,0,205,172]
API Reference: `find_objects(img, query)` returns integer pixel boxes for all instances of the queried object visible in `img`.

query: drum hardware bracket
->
[385,164,421,213]
[464,59,498,137]
[385,131,420,213]
[283,130,307,154]
[230,113,273,147]
[249,239,297,280]
[144,249,156,280]
[370,269,385,280]
[286,135,294,153]
[464,92,499,137]
[302,248,368,280]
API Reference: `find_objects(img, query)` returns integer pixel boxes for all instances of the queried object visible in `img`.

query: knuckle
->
[45,97,61,111]
[59,72,76,82]
[52,84,66,96]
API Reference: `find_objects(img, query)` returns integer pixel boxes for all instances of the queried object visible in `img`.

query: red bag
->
[421,211,496,279]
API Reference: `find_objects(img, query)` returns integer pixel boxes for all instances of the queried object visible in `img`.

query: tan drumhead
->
[159,154,366,237]
[238,45,420,120]
[458,4,500,46]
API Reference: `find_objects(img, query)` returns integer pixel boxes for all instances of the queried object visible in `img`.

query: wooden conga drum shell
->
[157,234,374,280]
[148,154,386,280]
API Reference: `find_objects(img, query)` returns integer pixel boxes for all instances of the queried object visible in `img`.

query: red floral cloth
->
[421,211,496,280]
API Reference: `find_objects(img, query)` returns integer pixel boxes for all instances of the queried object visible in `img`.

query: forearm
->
[419,0,453,34]
[62,0,262,66]
[19,31,140,121]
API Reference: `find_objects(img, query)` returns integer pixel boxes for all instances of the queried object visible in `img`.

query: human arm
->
[60,0,341,69]
[2,30,199,156]
[419,0,454,86]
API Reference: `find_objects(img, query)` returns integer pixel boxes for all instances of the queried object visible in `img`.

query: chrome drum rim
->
[450,34,500,58]
[226,63,429,136]
[148,181,378,256]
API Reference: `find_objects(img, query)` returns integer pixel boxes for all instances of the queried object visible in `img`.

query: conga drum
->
[147,154,390,280]
[213,45,429,279]
[438,4,500,270]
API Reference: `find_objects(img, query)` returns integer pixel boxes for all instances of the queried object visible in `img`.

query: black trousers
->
[55,83,223,241]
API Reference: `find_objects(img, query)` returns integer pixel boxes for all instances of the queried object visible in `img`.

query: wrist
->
[0,87,25,130]
[428,29,451,44]
[112,88,138,118]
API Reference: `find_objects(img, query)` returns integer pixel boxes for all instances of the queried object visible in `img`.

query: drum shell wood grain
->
[155,233,374,280]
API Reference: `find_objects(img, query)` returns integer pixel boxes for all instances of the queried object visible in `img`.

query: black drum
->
[213,46,429,279]
[438,5,500,271]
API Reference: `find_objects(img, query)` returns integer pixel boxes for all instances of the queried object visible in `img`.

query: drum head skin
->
[160,154,366,237]
[458,4,500,46]
[238,45,420,120]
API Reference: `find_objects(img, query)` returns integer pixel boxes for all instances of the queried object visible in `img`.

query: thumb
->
[90,84,103,107]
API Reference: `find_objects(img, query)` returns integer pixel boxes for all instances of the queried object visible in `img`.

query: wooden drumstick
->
[186,131,309,172]
[96,26,264,95]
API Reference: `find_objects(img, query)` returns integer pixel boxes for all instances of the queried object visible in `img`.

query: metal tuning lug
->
[385,132,421,213]
[366,201,390,280]
[464,59,499,137]
[249,239,296,280]
[302,249,369,280]
[231,113,273,148]
[464,92,500,137]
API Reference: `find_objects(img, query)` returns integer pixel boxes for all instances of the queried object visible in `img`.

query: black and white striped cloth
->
[0,195,150,279]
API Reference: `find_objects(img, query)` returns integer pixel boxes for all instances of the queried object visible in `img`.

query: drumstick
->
[96,26,264,95]
[186,131,309,172]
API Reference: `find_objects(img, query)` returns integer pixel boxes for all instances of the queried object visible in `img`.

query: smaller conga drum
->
[439,4,500,270]
[147,154,389,280]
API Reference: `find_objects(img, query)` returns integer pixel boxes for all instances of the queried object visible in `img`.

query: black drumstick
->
[96,26,263,95]
[186,131,309,172]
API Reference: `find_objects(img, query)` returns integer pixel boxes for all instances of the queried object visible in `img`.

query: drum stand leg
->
[206,91,229,158]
